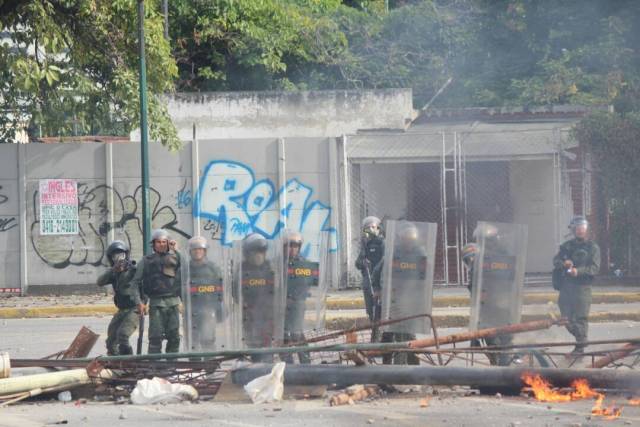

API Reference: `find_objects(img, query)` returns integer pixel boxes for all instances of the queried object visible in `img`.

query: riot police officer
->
[381,223,426,365]
[97,240,143,355]
[239,233,278,362]
[282,230,317,364]
[131,229,182,354]
[186,236,224,351]
[355,216,385,324]
[469,223,515,366]
[553,216,601,355]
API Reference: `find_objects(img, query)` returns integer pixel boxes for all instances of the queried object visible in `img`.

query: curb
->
[0,305,116,319]
[1,305,639,330]
[325,312,640,330]
[325,292,640,310]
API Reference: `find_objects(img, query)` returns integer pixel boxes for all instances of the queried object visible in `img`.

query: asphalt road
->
[2,317,640,426]
[2,316,639,359]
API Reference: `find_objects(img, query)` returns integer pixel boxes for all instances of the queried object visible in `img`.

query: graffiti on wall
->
[175,180,192,210]
[194,160,337,261]
[0,185,17,233]
[30,183,189,269]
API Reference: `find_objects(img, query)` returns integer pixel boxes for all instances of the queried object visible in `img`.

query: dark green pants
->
[558,283,592,345]
[282,331,310,364]
[106,308,139,355]
[483,334,513,366]
[148,305,181,354]
[381,332,419,365]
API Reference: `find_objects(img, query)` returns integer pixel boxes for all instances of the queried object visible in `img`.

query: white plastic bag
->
[130,377,198,404]
[243,362,286,404]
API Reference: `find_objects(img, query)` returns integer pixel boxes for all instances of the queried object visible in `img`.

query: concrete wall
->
[0,138,338,293]
[134,89,414,141]
[0,145,19,291]
[510,159,557,272]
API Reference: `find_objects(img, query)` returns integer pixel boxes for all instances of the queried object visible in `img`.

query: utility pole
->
[137,0,151,255]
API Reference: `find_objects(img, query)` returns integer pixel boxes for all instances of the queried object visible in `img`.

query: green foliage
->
[170,0,348,91]
[4,0,640,146]
[574,112,640,272]
[0,0,179,149]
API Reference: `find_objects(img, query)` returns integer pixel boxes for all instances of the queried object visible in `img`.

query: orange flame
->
[521,374,622,420]
[521,374,571,402]
[591,395,622,420]
[628,398,640,406]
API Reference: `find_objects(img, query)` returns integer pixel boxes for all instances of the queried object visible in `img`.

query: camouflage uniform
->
[283,255,318,364]
[188,259,224,351]
[132,251,182,354]
[238,258,278,362]
[96,265,140,355]
[355,235,385,322]
[553,237,601,349]
[380,244,427,365]
[468,239,515,366]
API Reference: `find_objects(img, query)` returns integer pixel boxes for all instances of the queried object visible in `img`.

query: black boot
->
[118,344,133,355]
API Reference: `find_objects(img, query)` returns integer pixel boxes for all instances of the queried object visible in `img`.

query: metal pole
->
[162,0,169,40]
[232,364,640,390]
[138,0,151,255]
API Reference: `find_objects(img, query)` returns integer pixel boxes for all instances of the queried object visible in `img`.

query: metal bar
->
[291,313,433,346]
[105,142,115,242]
[277,138,287,230]
[592,343,640,369]
[27,319,562,365]
[328,136,341,289]
[340,135,353,288]
[231,364,640,390]
[17,143,27,295]
[191,129,200,235]
[440,132,449,283]
[138,0,151,255]
[408,318,565,349]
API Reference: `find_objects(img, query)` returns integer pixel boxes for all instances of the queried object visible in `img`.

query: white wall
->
[132,89,414,141]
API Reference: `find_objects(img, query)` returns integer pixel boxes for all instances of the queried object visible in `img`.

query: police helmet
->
[106,240,129,264]
[569,216,588,230]
[362,216,381,230]
[188,236,208,250]
[472,223,498,242]
[243,233,268,254]
[461,242,478,268]
[150,228,170,243]
[398,223,419,243]
[283,229,303,246]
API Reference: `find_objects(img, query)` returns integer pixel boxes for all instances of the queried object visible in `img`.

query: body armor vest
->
[143,252,179,297]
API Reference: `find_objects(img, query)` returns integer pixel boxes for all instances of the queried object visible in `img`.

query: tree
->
[170,0,349,92]
[0,0,180,149]
[574,112,640,274]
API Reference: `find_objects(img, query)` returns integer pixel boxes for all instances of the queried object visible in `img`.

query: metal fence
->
[341,126,582,287]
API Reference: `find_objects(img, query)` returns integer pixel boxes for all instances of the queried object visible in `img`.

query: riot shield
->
[283,231,330,344]
[380,220,437,335]
[181,240,231,352]
[469,222,528,331]
[230,239,285,351]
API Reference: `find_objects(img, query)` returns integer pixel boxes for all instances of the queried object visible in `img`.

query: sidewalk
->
[1,285,639,328]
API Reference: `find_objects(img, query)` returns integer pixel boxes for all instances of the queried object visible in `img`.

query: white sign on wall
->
[39,179,79,235]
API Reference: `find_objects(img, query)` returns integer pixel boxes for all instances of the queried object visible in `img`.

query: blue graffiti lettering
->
[194,160,337,261]
[175,180,192,210]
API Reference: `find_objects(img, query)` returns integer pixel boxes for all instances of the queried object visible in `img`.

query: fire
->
[592,395,622,420]
[521,374,622,420]
[628,398,640,406]
[521,373,571,402]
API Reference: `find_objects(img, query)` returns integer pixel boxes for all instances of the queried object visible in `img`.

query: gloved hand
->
[178,302,184,314]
